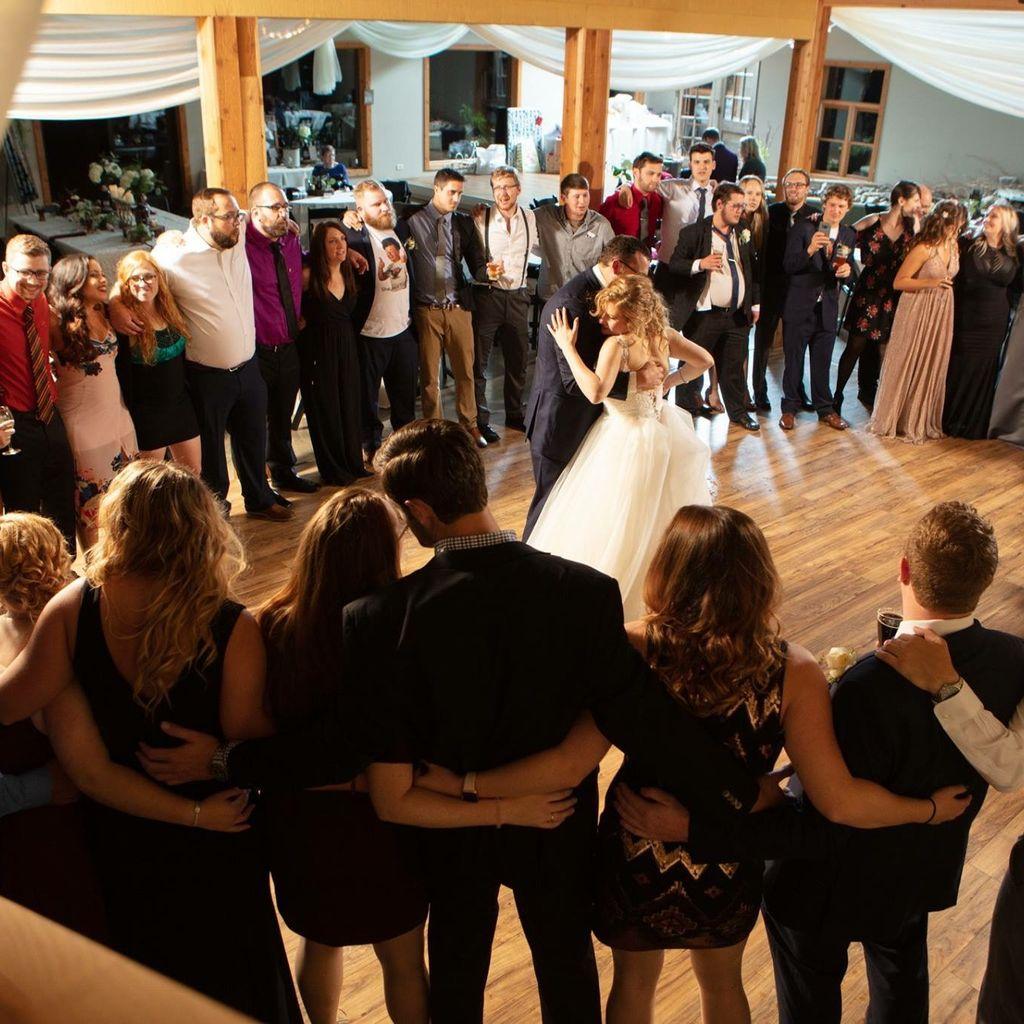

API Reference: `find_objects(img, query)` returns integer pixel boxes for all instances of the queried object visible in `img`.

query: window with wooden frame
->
[813,61,889,181]
[423,48,521,170]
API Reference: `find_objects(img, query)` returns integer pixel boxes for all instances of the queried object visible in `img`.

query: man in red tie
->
[598,152,664,257]
[0,235,75,552]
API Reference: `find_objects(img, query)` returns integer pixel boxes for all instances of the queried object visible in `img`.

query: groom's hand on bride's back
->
[614,784,690,842]
[636,360,665,392]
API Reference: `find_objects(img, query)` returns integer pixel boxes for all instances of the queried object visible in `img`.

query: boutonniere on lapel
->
[404,237,417,252]
[739,228,751,245]
[809,212,822,224]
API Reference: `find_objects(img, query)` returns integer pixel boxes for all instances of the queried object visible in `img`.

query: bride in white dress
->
[528,275,715,619]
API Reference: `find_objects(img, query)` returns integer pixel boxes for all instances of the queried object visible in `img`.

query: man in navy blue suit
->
[702,128,739,184]
[523,235,658,538]
[780,183,857,431]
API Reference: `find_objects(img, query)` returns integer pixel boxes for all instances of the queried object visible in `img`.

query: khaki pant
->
[413,304,477,430]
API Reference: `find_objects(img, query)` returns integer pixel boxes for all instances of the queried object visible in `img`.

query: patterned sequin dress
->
[594,645,787,950]
[842,219,915,343]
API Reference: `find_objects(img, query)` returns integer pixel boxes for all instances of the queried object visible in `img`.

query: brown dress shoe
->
[820,412,848,431]
[246,502,294,522]
[469,427,488,449]
[779,412,796,431]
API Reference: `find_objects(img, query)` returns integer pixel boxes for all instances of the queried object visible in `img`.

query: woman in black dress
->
[737,136,767,181]
[0,460,299,1024]
[114,251,200,472]
[989,291,1024,446]
[944,203,1020,438]
[258,487,429,1024]
[300,221,371,484]
[833,180,921,415]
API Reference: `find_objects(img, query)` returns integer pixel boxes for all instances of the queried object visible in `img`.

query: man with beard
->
[342,179,418,460]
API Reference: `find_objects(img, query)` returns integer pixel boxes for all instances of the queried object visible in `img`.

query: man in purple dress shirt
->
[245,182,319,493]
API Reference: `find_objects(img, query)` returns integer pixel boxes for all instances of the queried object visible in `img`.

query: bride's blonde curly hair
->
[86,460,246,715]
[592,274,669,362]
[0,513,73,621]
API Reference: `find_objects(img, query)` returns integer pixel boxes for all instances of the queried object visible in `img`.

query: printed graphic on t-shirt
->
[376,238,408,292]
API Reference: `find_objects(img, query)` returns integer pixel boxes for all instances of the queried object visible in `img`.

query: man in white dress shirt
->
[472,166,538,441]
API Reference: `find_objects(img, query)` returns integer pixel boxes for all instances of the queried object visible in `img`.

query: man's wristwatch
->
[461,770,479,803]
[211,741,241,783]
[933,677,965,704]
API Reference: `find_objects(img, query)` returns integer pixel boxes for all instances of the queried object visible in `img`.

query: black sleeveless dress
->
[594,644,787,950]
[72,582,301,1023]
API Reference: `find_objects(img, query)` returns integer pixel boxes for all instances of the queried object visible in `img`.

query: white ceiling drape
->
[830,8,1024,119]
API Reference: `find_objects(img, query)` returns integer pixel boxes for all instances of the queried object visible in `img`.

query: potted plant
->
[278,123,312,168]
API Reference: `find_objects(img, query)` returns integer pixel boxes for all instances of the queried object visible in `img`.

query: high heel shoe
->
[703,386,725,415]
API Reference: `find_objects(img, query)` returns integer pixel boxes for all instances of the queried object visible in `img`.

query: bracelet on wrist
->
[191,800,201,828]
[211,740,241,783]
[924,797,937,824]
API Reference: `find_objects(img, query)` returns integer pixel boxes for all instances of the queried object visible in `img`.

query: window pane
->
[428,50,513,162]
[847,144,874,178]
[854,110,878,144]
[820,107,848,140]
[825,66,885,103]
[815,140,843,174]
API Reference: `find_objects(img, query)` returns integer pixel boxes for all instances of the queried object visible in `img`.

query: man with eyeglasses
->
[0,234,76,552]
[751,167,815,414]
[662,183,762,431]
[111,187,289,521]
[244,181,318,495]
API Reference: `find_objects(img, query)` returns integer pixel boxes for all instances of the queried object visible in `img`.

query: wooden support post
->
[195,15,266,206]
[559,28,611,204]
[776,1,831,178]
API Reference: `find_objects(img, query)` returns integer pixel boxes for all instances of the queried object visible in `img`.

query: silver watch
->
[211,740,241,782]
[933,677,965,704]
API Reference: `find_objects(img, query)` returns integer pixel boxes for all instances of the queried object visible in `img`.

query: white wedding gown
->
[528,364,712,621]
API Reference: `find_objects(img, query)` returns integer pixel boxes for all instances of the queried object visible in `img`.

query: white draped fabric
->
[831,8,1024,119]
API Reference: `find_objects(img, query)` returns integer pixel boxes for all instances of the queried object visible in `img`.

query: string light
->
[260,19,312,42]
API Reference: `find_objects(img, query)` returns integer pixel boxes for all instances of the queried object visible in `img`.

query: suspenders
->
[484,206,531,290]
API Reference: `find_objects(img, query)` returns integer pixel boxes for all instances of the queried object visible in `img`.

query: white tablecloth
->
[267,165,315,190]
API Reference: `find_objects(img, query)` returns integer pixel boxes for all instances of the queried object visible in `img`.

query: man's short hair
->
[353,178,387,201]
[377,420,487,524]
[598,235,647,266]
[689,142,715,159]
[632,151,664,172]
[434,168,466,188]
[782,167,811,186]
[247,180,284,206]
[713,183,744,209]
[5,234,50,263]
[823,183,854,207]
[560,173,590,194]
[701,127,722,143]
[490,165,520,188]
[905,501,998,614]
[192,187,235,219]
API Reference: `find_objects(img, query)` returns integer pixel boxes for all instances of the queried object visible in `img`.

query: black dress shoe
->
[480,424,501,444]
[272,472,320,494]
[732,414,761,432]
[754,395,771,412]
[505,418,526,432]
[271,490,292,508]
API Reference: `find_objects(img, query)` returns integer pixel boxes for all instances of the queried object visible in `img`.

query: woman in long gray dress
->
[989,292,1024,446]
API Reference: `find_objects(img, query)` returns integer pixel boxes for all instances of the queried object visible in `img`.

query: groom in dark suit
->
[661,182,761,431]
[523,235,656,538]
[780,183,857,431]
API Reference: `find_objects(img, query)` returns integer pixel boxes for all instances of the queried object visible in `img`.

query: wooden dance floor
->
[228,345,1024,1023]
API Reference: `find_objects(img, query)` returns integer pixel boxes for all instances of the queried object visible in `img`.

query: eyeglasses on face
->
[128,273,158,284]
[254,203,291,214]
[9,267,50,281]
[210,211,244,223]
[784,182,809,190]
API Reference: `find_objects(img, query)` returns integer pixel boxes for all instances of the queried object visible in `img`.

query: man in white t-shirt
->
[343,180,418,457]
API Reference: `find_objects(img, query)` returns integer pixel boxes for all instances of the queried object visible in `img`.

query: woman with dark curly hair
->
[48,255,136,547]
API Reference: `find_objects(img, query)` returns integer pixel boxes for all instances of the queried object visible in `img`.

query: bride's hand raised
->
[547,307,580,353]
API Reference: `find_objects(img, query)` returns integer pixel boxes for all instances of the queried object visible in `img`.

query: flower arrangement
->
[88,153,165,203]
[278,123,312,150]
[611,159,633,186]
[64,195,116,233]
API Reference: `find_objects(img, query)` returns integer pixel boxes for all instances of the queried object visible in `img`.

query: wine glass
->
[0,405,19,456]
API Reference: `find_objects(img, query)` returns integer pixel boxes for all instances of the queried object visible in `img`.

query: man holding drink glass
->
[779,184,857,432]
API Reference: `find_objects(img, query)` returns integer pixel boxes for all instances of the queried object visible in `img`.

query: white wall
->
[367,50,424,176]
[182,100,205,192]
[519,63,563,135]
[754,29,1024,185]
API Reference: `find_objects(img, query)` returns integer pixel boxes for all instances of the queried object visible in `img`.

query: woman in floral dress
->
[832,181,921,415]
[48,256,137,549]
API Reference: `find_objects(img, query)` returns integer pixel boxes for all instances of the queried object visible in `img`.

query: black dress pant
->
[978,835,1024,1024]
[185,356,276,513]
[764,905,929,1024]
[357,327,418,450]
[752,292,784,403]
[675,308,751,421]
[782,303,838,416]
[473,287,531,426]
[0,409,76,554]
[523,448,567,541]
[256,343,299,481]
[422,783,601,1024]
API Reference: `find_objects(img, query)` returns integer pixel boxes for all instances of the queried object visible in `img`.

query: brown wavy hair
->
[915,198,967,251]
[256,488,399,722]
[86,460,246,714]
[0,513,73,621]
[592,274,669,364]
[643,505,785,717]
[115,250,190,364]
[48,255,104,365]
[307,219,356,307]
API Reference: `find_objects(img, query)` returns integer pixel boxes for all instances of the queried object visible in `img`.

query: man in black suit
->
[780,183,857,431]
[750,167,815,412]
[628,501,1021,1024]
[702,127,738,183]
[523,235,658,538]
[342,179,418,458]
[662,182,761,432]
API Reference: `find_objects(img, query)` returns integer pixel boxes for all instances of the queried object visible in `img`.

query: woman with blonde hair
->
[528,273,715,618]
[943,202,1020,438]
[738,137,766,181]
[0,460,300,1023]
[114,250,200,470]
[48,255,137,547]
